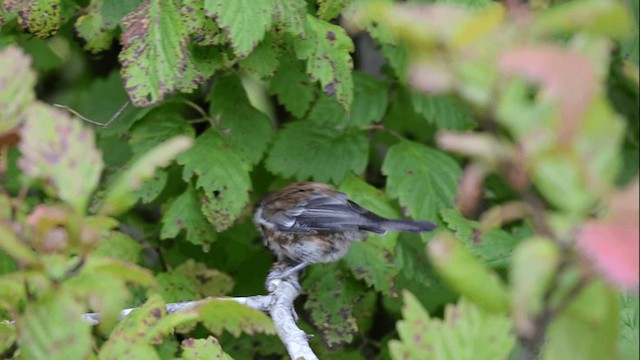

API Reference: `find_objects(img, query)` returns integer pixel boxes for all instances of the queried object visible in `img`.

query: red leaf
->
[577,179,640,290]
[499,46,597,143]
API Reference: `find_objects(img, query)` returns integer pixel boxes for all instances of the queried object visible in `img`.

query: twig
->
[80,266,318,360]
[53,100,130,128]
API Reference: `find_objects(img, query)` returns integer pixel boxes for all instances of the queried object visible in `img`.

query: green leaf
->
[0,322,16,354]
[177,129,251,231]
[175,260,234,297]
[161,184,218,248]
[209,74,274,165]
[239,32,280,78]
[440,208,520,267]
[273,0,306,37]
[268,55,315,118]
[294,15,354,108]
[544,281,620,360]
[427,232,510,313]
[100,136,193,216]
[510,238,560,337]
[350,72,389,127]
[99,295,167,359]
[151,271,199,303]
[0,45,36,134]
[197,299,275,336]
[100,0,144,26]
[389,291,515,360]
[531,0,633,39]
[618,294,639,360]
[0,224,39,266]
[410,93,477,131]
[204,0,275,58]
[303,264,364,348]
[180,336,234,360]
[18,103,103,213]
[8,0,62,38]
[75,0,115,54]
[382,141,461,228]
[318,0,351,21]
[83,257,156,288]
[128,111,195,155]
[119,0,204,106]
[93,231,143,263]
[181,0,223,45]
[265,120,369,183]
[339,175,400,295]
[19,291,92,360]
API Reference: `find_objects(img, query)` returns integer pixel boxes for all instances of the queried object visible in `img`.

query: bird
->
[254,182,437,278]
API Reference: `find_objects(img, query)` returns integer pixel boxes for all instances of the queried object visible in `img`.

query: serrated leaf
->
[84,257,156,287]
[197,299,275,337]
[339,175,399,295]
[151,271,200,303]
[265,120,369,183]
[119,0,204,106]
[75,0,115,54]
[161,184,217,248]
[0,45,36,133]
[294,15,354,108]
[100,136,193,216]
[18,103,103,213]
[318,0,351,21]
[99,295,166,358]
[204,0,275,58]
[175,260,234,297]
[618,294,639,360]
[239,32,280,78]
[128,111,195,155]
[181,0,223,45]
[8,0,62,38]
[268,55,315,118]
[382,141,461,228]
[411,93,476,130]
[440,208,520,267]
[100,0,144,26]
[303,264,364,348]
[19,291,92,360]
[273,0,306,37]
[389,291,514,360]
[177,129,251,231]
[209,75,274,165]
[180,336,233,360]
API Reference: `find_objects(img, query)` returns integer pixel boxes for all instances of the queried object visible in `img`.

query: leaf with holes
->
[119,0,204,106]
[205,0,275,58]
[294,15,354,108]
[178,129,251,231]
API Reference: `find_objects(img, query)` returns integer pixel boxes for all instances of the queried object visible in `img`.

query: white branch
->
[80,267,318,360]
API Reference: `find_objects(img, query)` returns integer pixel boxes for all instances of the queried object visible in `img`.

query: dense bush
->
[0,0,638,359]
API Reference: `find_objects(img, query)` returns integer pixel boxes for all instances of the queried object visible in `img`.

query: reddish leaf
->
[499,46,597,143]
[577,179,640,290]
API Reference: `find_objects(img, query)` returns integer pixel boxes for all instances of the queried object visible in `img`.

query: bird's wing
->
[273,193,385,233]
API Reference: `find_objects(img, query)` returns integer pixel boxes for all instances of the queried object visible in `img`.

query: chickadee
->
[254,182,436,277]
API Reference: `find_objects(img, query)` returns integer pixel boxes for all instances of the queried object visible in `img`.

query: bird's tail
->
[361,219,436,234]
